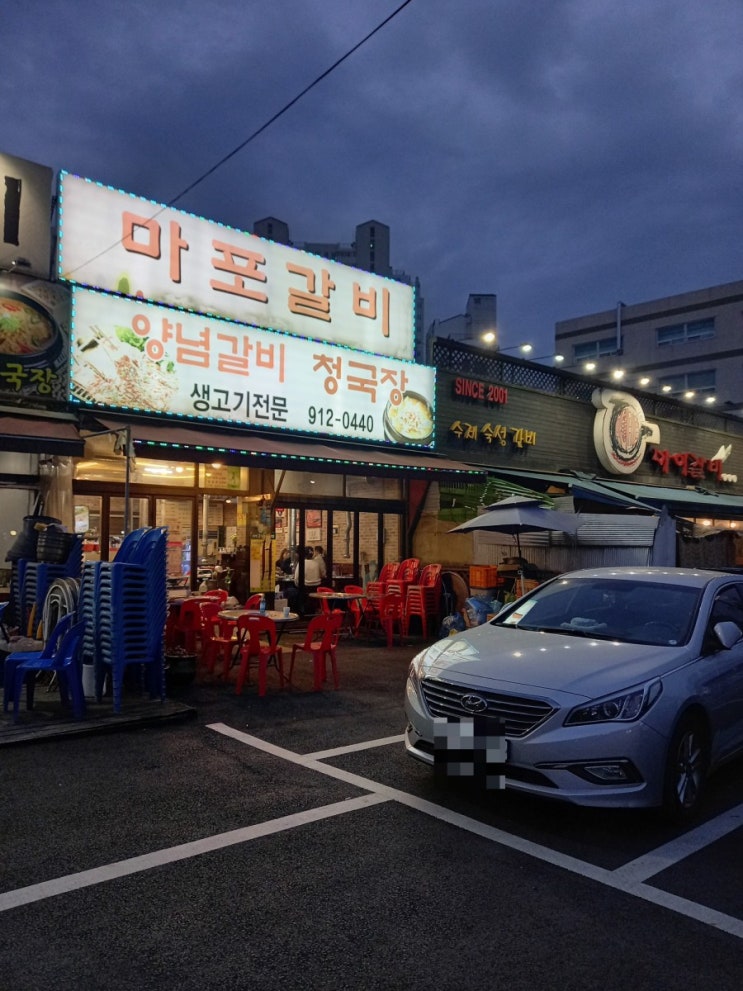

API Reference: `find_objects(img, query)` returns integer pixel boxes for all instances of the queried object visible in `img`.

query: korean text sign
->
[58,173,415,361]
[70,288,435,447]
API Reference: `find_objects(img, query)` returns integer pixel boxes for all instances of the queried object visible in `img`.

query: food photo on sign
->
[0,274,71,401]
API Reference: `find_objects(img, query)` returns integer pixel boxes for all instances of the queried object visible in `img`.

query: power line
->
[64,0,415,278]
[166,0,416,208]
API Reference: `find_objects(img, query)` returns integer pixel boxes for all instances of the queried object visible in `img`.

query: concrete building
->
[424,293,499,363]
[253,217,425,362]
[555,279,743,414]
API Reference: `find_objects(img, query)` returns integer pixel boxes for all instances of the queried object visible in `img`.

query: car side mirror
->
[713,620,743,650]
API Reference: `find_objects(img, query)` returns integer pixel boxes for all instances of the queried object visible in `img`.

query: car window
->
[709,584,743,629]
[495,577,701,645]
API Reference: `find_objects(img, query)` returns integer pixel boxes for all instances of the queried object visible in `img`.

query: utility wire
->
[167,0,415,207]
[65,0,415,277]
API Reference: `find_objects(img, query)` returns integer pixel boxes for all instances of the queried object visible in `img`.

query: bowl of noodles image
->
[383,391,434,445]
[0,291,62,367]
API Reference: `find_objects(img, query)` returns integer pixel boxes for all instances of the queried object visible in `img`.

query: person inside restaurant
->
[296,546,323,614]
[313,545,327,580]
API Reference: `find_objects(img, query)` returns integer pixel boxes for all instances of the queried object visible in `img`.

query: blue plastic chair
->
[0,600,10,640]
[8,619,87,723]
[3,613,75,710]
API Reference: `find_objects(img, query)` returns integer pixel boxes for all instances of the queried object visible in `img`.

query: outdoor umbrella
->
[448,496,579,591]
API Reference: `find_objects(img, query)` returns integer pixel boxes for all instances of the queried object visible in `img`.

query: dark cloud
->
[4,0,742,356]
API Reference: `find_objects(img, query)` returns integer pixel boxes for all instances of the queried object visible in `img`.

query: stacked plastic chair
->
[82,526,168,714]
[16,536,83,635]
[403,564,443,639]
[385,557,421,602]
[362,562,400,636]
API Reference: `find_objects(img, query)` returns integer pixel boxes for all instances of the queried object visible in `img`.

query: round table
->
[308,592,366,637]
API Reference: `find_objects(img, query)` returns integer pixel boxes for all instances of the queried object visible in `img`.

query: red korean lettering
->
[379,367,409,393]
[353,284,390,338]
[347,360,377,400]
[650,447,671,473]
[287,264,335,322]
[211,240,268,302]
[255,341,286,384]
[215,332,254,376]
[121,214,188,282]
[161,317,211,368]
[313,353,342,394]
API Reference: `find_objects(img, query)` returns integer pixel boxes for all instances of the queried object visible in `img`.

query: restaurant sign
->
[70,288,435,447]
[57,173,414,361]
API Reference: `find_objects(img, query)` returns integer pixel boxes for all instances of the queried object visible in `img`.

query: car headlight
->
[565,679,662,725]
[408,638,453,683]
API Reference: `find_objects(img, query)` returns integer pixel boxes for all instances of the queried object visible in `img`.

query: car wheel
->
[662,715,709,823]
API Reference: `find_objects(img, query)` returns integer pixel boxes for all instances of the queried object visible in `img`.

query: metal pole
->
[123,426,132,534]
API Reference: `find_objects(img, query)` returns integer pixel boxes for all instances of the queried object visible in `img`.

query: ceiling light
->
[611,369,625,381]
[482,331,496,344]
[684,390,695,399]
[584,362,596,372]
[661,384,672,393]
[639,376,651,387]
[704,396,716,404]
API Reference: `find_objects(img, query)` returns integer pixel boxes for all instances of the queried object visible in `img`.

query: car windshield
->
[494,576,702,646]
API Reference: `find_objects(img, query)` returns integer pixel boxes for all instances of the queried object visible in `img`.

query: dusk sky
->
[4,0,742,359]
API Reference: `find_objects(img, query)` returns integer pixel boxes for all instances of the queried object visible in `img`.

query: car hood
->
[420,624,691,699]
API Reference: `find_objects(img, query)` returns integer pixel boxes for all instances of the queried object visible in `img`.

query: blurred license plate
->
[432,716,508,789]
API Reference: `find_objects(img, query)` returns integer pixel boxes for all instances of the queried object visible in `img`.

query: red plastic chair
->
[378,591,405,648]
[174,599,204,654]
[288,613,343,691]
[343,585,367,638]
[404,564,442,639]
[365,561,400,601]
[202,588,228,604]
[204,616,242,680]
[244,593,263,610]
[234,615,286,697]
[386,557,421,601]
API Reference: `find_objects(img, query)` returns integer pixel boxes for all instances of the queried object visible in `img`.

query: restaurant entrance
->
[273,503,404,592]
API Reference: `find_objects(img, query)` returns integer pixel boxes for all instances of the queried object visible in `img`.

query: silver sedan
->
[404,567,743,820]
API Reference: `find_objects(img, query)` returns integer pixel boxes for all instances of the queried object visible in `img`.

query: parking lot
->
[2,640,742,990]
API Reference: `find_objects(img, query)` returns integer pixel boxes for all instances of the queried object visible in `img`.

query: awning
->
[0,413,85,457]
[89,417,484,481]
[476,465,743,518]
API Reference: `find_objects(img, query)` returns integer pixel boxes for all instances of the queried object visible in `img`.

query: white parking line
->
[0,793,388,913]
[614,802,743,884]
[209,722,743,940]
[305,734,405,760]
[3,724,742,942]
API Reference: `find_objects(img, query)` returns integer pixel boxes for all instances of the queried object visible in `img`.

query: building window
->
[656,318,715,346]
[574,338,621,362]
[658,369,716,395]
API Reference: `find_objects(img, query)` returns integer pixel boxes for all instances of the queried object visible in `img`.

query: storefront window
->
[75,454,195,486]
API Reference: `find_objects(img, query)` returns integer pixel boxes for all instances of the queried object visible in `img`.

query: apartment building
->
[555,279,743,414]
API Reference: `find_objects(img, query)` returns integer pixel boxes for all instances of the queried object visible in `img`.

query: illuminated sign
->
[452,376,509,405]
[70,288,435,447]
[592,389,660,475]
[58,173,414,360]
[650,448,736,484]
[449,419,536,447]
[0,274,70,401]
